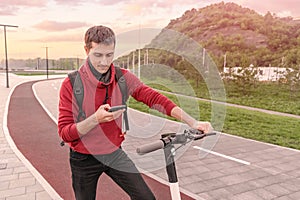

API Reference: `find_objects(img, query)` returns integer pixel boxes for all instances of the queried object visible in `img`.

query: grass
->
[128,86,300,151]
[14,73,52,76]
[224,81,300,115]
[12,70,68,76]
[142,77,300,115]
[223,106,300,150]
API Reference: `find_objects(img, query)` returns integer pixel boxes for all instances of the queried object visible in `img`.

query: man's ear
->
[84,46,89,55]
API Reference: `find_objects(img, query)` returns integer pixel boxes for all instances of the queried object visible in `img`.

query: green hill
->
[150,1,300,70]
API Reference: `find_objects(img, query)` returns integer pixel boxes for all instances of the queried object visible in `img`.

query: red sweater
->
[58,60,176,154]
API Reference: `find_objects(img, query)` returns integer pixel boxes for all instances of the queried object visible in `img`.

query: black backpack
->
[60,66,129,146]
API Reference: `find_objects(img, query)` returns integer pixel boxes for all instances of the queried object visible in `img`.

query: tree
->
[285,49,300,70]
[231,65,259,95]
[280,68,300,98]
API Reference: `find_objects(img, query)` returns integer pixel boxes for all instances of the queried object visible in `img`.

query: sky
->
[0,0,299,60]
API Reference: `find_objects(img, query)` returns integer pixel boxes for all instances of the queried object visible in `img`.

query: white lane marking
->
[193,146,251,165]
[32,83,58,124]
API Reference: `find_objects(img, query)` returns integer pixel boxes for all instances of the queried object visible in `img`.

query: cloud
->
[116,0,204,27]
[119,0,207,19]
[33,20,91,31]
[36,33,83,42]
[53,0,126,6]
[0,6,16,16]
[53,0,86,6]
[123,0,198,9]
[0,0,48,16]
[0,0,48,7]
[123,4,142,16]
[94,0,128,6]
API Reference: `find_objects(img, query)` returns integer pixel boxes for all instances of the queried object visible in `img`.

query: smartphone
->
[108,105,127,112]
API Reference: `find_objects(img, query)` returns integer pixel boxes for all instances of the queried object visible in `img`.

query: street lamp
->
[41,46,51,78]
[0,24,18,88]
[45,46,49,79]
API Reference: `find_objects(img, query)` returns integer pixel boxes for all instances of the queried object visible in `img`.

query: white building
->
[223,66,292,81]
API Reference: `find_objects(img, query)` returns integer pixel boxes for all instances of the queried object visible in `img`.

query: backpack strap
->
[68,71,86,122]
[60,71,85,147]
[115,66,129,104]
[114,66,129,133]
[60,71,84,147]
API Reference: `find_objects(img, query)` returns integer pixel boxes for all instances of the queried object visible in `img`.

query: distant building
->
[255,67,291,81]
[223,66,292,81]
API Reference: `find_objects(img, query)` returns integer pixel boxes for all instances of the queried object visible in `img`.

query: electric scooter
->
[136,129,216,200]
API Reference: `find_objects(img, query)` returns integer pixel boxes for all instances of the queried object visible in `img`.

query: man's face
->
[85,42,115,74]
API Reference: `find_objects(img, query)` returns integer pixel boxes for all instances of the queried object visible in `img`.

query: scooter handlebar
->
[193,132,217,140]
[136,130,218,155]
[136,139,165,155]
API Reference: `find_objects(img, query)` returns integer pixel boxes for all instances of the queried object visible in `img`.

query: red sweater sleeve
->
[58,78,81,142]
[124,70,177,116]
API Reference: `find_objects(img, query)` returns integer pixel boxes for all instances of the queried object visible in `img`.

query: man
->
[58,25,213,200]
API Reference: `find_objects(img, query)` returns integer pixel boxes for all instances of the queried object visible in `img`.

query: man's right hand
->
[94,104,125,123]
[76,104,125,136]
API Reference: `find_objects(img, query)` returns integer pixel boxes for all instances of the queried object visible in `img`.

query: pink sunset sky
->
[0,0,299,59]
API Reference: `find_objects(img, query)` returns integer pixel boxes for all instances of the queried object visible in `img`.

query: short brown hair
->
[84,25,115,49]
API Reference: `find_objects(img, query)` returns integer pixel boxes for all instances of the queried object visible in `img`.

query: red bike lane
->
[7,80,195,200]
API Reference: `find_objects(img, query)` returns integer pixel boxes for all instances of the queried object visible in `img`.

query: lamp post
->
[43,46,50,79]
[0,24,18,88]
[45,46,49,79]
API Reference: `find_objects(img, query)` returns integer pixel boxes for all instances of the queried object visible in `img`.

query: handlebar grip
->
[194,134,206,140]
[194,132,217,140]
[136,140,164,155]
[206,132,217,136]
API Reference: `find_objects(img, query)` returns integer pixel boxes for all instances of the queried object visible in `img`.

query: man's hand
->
[94,104,125,123]
[76,104,125,136]
[191,121,214,134]
[170,106,214,133]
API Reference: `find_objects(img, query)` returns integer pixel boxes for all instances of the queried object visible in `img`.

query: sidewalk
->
[0,73,62,200]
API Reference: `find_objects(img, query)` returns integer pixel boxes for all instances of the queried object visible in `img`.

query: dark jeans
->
[69,148,155,200]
